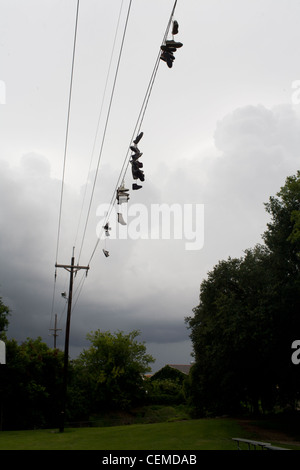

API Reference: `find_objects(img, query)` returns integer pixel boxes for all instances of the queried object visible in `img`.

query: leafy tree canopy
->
[2,337,64,430]
[186,171,300,416]
[75,329,155,410]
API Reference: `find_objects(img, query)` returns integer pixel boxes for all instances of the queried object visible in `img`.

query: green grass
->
[0,418,279,450]
[1,412,300,450]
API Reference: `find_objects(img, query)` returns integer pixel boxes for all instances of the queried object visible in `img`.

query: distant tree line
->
[186,171,300,416]
[0,328,153,430]
[0,322,188,430]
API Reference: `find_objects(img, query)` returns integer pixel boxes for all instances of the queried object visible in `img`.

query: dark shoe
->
[131,152,143,161]
[160,51,174,68]
[161,44,176,53]
[133,132,143,145]
[172,20,179,35]
[131,163,145,181]
[132,183,142,190]
[165,40,183,48]
[130,145,140,153]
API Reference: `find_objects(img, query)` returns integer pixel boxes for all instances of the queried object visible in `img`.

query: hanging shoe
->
[117,194,130,205]
[161,44,177,53]
[131,151,143,161]
[131,161,145,181]
[172,20,179,35]
[131,169,145,181]
[160,51,174,68]
[117,181,129,192]
[165,40,183,48]
[117,213,127,225]
[132,183,142,190]
[102,249,109,257]
[117,183,130,204]
[133,132,143,145]
[103,222,111,236]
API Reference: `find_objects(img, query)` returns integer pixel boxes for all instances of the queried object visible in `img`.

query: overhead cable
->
[55,0,80,265]
[77,0,133,264]
[73,0,125,252]
[59,0,179,316]
[50,0,80,331]
[87,0,178,266]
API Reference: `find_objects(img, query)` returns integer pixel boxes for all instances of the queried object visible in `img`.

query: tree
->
[264,170,300,258]
[262,171,300,407]
[74,330,154,412]
[1,337,64,430]
[186,246,276,415]
[186,172,300,416]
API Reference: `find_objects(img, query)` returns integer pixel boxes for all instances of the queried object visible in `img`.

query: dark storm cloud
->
[1,0,300,374]
[1,103,300,371]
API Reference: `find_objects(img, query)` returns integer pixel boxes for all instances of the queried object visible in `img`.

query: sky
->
[0,0,299,372]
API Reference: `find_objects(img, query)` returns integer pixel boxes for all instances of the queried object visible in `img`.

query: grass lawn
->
[0,418,297,450]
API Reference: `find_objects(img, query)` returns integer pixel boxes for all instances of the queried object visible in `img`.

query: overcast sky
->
[0,0,299,372]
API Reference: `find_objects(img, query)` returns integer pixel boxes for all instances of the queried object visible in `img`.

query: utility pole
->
[55,247,89,433]
[49,314,62,349]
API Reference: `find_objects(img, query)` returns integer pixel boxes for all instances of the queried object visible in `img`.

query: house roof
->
[168,364,192,375]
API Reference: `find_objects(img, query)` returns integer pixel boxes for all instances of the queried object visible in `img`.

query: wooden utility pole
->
[55,247,89,433]
[49,314,62,349]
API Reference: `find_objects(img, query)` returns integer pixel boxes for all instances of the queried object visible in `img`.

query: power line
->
[55,0,80,265]
[52,0,180,329]
[87,0,178,266]
[73,0,126,251]
[50,0,80,332]
[50,0,132,332]
[77,0,133,264]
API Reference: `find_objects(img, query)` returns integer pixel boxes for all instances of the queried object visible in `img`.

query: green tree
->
[74,330,154,412]
[262,171,300,407]
[186,246,276,415]
[264,170,300,257]
[186,172,300,416]
[1,338,64,430]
